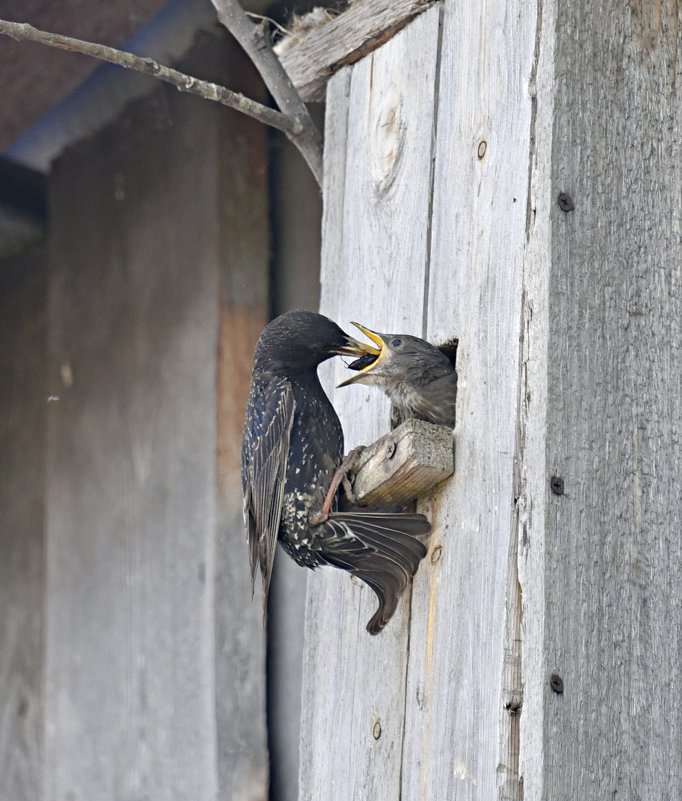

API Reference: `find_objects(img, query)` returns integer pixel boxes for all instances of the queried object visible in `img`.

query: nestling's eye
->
[391,338,402,348]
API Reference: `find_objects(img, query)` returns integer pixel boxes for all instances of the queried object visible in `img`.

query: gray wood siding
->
[268,108,324,801]
[521,1,682,799]
[301,9,442,801]
[300,2,533,796]
[2,1,679,797]
[44,36,269,801]
[299,0,681,799]
[0,248,46,801]
[403,0,535,793]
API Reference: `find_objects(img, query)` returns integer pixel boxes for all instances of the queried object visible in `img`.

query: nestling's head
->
[338,322,454,390]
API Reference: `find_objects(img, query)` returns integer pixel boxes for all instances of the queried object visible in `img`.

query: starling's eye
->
[391,338,402,348]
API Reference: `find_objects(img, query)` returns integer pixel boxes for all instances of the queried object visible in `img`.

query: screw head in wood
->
[477,140,487,159]
[550,476,564,495]
[557,192,574,212]
[550,673,564,694]
[372,720,382,740]
[386,441,396,459]
[430,544,443,565]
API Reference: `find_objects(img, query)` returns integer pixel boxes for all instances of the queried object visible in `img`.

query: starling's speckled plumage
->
[241,310,431,635]
[340,323,458,429]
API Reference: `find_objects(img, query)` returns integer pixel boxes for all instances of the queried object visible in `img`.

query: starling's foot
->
[321,446,366,517]
[341,474,356,505]
[308,511,328,527]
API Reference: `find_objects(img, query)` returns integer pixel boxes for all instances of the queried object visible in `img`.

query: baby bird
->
[339,323,458,428]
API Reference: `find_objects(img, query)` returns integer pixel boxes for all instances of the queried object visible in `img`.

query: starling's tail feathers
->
[320,512,430,634]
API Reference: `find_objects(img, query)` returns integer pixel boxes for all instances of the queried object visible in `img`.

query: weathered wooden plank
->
[267,107,324,801]
[0,248,46,801]
[351,419,454,508]
[297,70,354,801]
[520,1,682,799]
[213,38,271,801]
[44,34,268,801]
[277,0,437,102]
[269,106,323,315]
[400,0,536,797]
[299,9,441,800]
[265,117,327,801]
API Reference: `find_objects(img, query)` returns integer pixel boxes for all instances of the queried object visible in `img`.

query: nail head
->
[558,192,574,212]
[550,476,564,496]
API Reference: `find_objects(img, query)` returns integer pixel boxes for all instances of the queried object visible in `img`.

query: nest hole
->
[436,337,458,369]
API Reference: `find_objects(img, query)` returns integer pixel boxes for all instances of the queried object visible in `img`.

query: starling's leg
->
[340,474,355,505]
[327,445,365,511]
[310,446,366,525]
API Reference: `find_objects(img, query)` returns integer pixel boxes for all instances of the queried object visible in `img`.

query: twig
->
[0,19,298,138]
[245,12,290,40]
[209,0,323,186]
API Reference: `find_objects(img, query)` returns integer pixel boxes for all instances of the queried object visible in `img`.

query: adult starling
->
[241,310,431,635]
[339,323,458,428]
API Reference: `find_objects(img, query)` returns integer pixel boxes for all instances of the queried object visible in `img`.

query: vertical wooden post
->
[402,0,535,793]
[520,1,682,798]
[300,0,681,798]
[44,34,269,801]
[0,248,46,801]
[268,111,324,801]
[300,9,441,800]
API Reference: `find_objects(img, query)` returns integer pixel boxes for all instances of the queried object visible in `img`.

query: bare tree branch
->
[0,19,299,138]
[209,0,323,185]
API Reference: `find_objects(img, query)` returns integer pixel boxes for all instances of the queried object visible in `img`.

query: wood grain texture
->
[301,0,681,797]
[299,9,441,800]
[400,0,536,797]
[267,107,324,801]
[352,419,454,508]
[521,1,682,799]
[277,0,437,102]
[0,249,46,801]
[44,35,268,801]
[213,39,270,801]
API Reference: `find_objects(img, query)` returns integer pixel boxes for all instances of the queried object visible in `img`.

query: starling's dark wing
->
[243,378,295,608]
[318,512,430,634]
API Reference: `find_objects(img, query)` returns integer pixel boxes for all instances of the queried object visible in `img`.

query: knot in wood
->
[550,475,564,496]
[550,673,564,694]
[372,88,405,193]
[557,192,574,212]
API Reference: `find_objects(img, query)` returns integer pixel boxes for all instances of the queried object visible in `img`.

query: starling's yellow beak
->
[337,322,388,387]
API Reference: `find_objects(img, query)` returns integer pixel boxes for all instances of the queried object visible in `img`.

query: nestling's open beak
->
[329,329,381,359]
[337,322,388,387]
